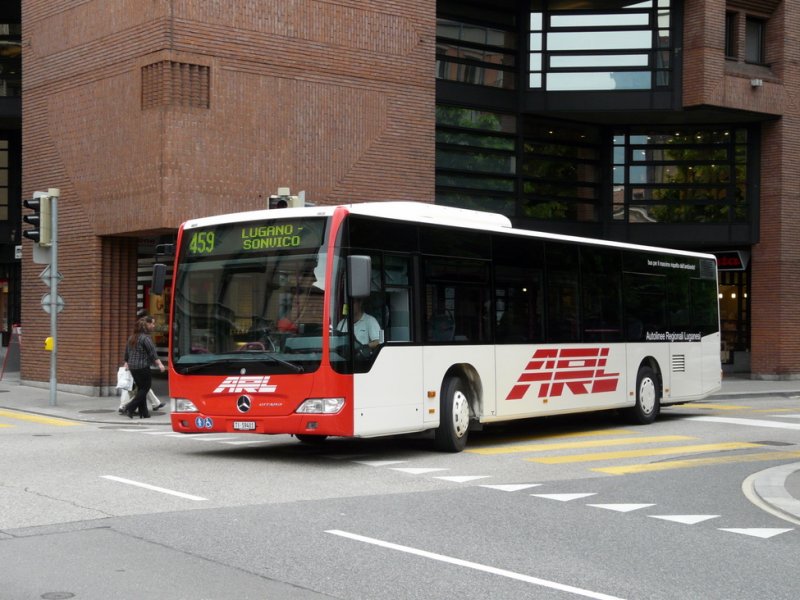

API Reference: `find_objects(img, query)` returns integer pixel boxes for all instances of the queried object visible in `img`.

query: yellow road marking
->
[594,450,800,475]
[526,442,763,464]
[684,403,751,411]
[468,435,694,456]
[0,423,12,428]
[0,409,79,427]
[466,428,637,453]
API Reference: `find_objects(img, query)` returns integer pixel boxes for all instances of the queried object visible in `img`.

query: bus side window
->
[383,255,412,342]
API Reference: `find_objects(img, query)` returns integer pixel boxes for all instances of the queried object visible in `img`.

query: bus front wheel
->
[628,366,660,425]
[434,376,471,452]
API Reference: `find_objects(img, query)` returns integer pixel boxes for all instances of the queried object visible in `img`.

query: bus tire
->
[628,366,660,424]
[434,376,470,452]
[295,434,328,445]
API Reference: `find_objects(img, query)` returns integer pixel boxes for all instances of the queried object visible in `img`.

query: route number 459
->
[188,231,215,255]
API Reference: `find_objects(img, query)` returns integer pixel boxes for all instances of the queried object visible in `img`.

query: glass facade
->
[0,22,21,97]
[529,0,672,91]
[612,128,748,224]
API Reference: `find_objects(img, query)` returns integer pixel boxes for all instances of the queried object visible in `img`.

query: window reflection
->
[529,1,671,91]
[613,127,749,224]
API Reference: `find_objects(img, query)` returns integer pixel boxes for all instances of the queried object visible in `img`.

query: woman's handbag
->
[116,366,134,391]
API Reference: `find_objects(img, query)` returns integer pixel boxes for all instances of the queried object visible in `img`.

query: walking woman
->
[123,316,166,418]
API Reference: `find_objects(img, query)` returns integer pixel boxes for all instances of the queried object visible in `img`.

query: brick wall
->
[683,0,800,378]
[22,0,435,390]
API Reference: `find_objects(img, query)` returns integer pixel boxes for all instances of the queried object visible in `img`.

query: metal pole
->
[48,188,59,407]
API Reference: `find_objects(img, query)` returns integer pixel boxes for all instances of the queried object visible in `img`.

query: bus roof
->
[181,201,716,261]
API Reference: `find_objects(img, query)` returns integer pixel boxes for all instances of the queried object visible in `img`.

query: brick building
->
[16,0,800,393]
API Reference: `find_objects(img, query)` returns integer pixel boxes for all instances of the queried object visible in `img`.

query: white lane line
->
[588,503,655,513]
[718,528,793,539]
[532,493,597,502]
[434,475,491,483]
[355,460,408,467]
[480,483,542,492]
[649,515,719,525]
[100,475,207,501]
[221,440,270,445]
[688,416,800,430]
[390,467,449,475]
[326,530,625,600]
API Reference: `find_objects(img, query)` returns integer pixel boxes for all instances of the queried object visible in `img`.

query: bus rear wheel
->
[434,376,471,452]
[627,366,660,424]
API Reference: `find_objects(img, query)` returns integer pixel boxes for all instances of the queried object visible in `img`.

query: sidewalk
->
[0,370,798,524]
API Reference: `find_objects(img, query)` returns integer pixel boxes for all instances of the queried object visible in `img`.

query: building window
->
[612,128,748,224]
[529,0,672,91]
[435,105,518,216]
[0,23,21,98]
[725,12,737,59]
[435,107,602,223]
[436,3,517,90]
[521,120,601,222]
[744,17,765,64]
[0,140,7,220]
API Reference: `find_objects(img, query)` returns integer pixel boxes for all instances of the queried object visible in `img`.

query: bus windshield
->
[171,217,329,374]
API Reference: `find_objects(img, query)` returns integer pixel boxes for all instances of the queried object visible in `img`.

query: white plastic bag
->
[147,388,162,409]
[116,366,134,391]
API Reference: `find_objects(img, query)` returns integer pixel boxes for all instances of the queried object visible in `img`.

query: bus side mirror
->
[151,263,167,296]
[348,255,371,298]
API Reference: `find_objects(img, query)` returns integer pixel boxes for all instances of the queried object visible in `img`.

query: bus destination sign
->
[184,219,325,258]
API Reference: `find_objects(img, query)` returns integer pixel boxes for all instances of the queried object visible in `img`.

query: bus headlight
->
[173,398,199,412]
[296,398,345,414]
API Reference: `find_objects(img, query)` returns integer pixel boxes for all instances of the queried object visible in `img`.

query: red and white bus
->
[160,202,721,451]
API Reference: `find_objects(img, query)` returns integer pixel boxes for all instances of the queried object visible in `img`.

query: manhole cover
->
[79,409,116,414]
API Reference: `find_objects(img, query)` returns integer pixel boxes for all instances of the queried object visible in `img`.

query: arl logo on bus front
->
[506,348,619,400]
[213,376,277,394]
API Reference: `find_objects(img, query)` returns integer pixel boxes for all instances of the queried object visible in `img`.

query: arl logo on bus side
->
[506,347,619,400]
[213,376,277,394]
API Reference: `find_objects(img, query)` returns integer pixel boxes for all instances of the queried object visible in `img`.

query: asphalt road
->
[1,396,799,599]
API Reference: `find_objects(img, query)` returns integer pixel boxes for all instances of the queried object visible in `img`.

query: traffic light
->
[268,187,304,209]
[22,193,52,246]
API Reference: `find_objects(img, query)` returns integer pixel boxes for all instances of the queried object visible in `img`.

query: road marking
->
[594,450,800,475]
[719,528,793,539]
[390,467,449,475]
[0,423,12,428]
[689,416,800,430]
[469,435,695,456]
[355,460,408,467]
[466,428,637,454]
[531,493,597,502]
[100,475,207,501]
[0,409,79,427]
[588,503,655,513]
[480,483,542,492]
[649,515,719,525]
[684,403,750,411]
[434,475,491,483]
[326,529,626,600]
[476,435,695,456]
[528,442,762,464]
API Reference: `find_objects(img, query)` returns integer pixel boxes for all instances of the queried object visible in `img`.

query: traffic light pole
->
[48,188,59,406]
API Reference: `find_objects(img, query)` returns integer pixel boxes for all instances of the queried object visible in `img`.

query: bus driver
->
[337,298,381,351]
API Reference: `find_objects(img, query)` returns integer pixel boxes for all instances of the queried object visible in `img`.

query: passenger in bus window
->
[337,298,382,352]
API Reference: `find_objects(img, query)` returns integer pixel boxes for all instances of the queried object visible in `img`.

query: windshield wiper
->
[179,356,304,374]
